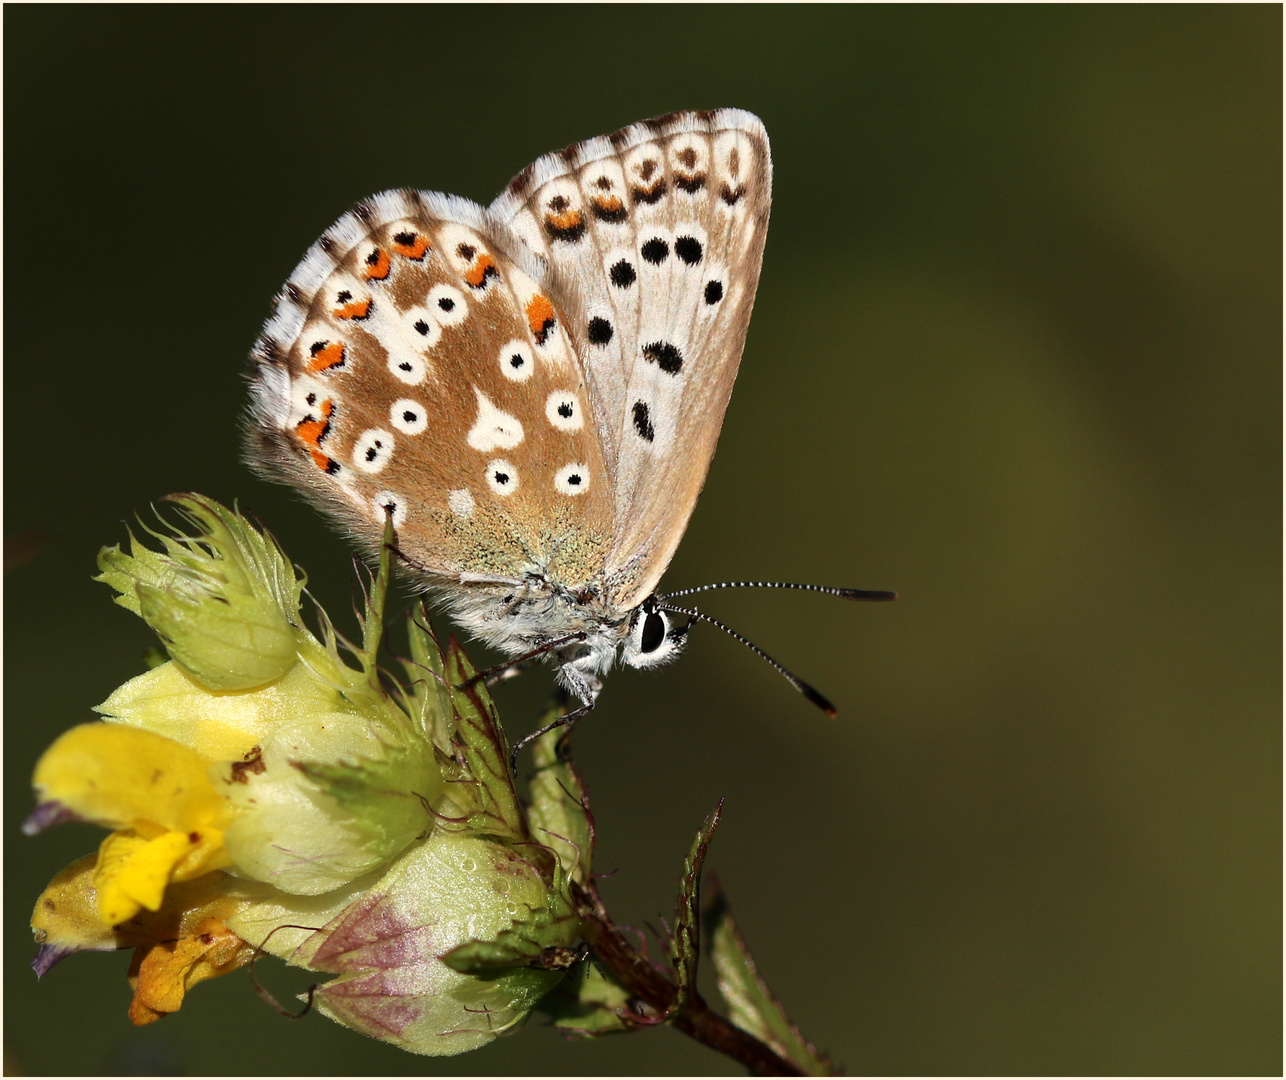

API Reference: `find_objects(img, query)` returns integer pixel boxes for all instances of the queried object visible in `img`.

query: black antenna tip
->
[799,680,838,716]
[838,588,898,601]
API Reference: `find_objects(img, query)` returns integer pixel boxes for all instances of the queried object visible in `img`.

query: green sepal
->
[352,515,395,677]
[705,884,838,1075]
[526,702,594,884]
[440,640,529,844]
[440,863,580,975]
[401,607,452,753]
[95,494,304,691]
[540,962,635,1038]
[670,799,723,1010]
[293,748,438,837]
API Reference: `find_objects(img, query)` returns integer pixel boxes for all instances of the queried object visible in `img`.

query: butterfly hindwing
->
[247,189,614,590]
[488,109,772,609]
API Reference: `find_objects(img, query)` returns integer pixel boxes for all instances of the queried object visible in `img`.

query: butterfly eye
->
[640,611,666,654]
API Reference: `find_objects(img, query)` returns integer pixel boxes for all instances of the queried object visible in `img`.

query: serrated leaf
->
[402,607,452,752]
[440,864,578,975]
[540,961,635,1038]
[670,799,723,1010]
[526,704,594,884]
[441,640,529,843]
[353,515,395,675]
[705,884,838,1075]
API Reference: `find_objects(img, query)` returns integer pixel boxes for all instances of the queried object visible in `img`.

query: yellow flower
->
[30,724,232,925]
[28,495,581,1056]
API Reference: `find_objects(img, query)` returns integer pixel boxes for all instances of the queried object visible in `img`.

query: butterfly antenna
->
[660,581,897,602]
[657,602,839,716]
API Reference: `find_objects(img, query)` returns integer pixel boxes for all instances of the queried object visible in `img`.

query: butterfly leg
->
[458,632,590,692]
[508,699,595,777]
[484,655,542,688]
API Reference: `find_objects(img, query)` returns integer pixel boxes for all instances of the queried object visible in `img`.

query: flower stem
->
[573,878,809,1076]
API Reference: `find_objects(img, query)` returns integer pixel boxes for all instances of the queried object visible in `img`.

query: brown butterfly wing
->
[247,190,613,592]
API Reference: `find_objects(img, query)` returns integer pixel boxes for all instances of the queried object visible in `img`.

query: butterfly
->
[246,109,892,747]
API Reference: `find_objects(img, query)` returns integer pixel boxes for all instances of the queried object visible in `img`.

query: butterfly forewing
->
[248,189,613,590]
[488,109,772,609]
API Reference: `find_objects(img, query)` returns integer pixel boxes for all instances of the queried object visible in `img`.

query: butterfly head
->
[620,595,689,671]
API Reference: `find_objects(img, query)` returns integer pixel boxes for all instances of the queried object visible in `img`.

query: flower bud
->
[96,494,303,690]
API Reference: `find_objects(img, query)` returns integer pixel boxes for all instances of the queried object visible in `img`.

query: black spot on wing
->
[588,317,613,345]
[610,259,637,288]
[632,401,655,442]
[642,341,683,375]
[641,238,669,264]
[674,236,703,265]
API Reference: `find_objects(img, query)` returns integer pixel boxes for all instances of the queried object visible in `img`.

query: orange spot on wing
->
[592,196,623,214]
[525,293,556,344]
[333,297,371,320]
[362,248,391,280]
[545,209,583,232]
[392,234,430,259]
[295,399,334,454]
[306,341,346,372]
[464,253,496,288]
[307,447,334,471]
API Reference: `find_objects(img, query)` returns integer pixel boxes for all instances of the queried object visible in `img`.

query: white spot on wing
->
[448,488,475,518]
[486,459,519,496]
[467,388,524,452]
[389,399,427,435]
[372,492,407,528]
[387,352,426,385]
[399,305,441,348]
[427,283,468,327]
[545,390,584,431]
[498,339,534,382]
[554,462,590,496]
[353,429,394,474]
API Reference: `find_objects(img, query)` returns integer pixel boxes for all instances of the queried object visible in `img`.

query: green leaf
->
[705,883,838,1076]
[670,799,724,1010]
[441,639,529,844]
[526,702,594,884]
[540,962,636,1038]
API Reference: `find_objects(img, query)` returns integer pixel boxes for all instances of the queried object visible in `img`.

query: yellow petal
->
[33,723,226,833]
[97,659,347,762]
[94,827,230,926]
[31,854,118,958]
[127,917,255,1025]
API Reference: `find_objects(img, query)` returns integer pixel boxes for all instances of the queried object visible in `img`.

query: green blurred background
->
[5,6,1279,1075]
